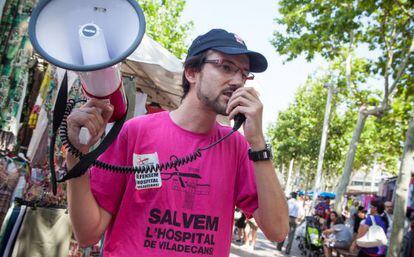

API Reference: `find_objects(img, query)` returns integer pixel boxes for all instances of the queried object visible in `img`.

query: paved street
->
[230,229,302,257]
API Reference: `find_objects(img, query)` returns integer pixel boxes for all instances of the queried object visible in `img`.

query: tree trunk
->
[279,162,285,190]
[334,108,368,213]
[285,158,294,194]
[314,84,334,196]
[387,116,414,257]
[293,161,301,191]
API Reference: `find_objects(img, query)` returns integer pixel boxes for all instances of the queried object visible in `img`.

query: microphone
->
[232,113,246,131]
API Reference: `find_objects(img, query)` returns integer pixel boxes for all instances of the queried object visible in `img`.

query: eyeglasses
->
[203,58,254,81]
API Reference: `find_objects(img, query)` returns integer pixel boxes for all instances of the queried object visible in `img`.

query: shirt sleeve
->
[234,140,258,219]
[89,127,129,215]
[333,224,342,231]
[364,215,372,226]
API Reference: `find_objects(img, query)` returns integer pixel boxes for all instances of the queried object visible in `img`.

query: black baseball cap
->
[186,29,268,72]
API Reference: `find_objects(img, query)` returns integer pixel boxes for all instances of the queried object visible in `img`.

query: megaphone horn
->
[28,0,146,193]
[29,0,145,71]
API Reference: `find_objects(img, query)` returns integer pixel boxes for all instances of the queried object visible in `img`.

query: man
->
[277,192,303,254]
[383,201,393,239]
[65,29,289,257]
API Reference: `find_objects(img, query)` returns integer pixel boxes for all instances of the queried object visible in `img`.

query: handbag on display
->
[356,215,388,248]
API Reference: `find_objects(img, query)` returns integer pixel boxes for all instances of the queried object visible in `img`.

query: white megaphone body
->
[28,0,146,143]
[78,23,126,123]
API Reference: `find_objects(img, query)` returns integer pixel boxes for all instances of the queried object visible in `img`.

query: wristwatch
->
[248,144,273,162]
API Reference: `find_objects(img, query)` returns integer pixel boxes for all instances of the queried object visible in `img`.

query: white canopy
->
[122,34,184,110]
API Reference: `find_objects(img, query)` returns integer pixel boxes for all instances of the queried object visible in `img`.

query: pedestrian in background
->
[277,192,304,254]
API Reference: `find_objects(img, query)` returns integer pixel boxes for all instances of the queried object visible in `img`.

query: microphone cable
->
[59,99,244,177]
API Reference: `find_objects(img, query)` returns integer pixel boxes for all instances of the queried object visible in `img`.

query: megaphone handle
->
[78,103,107,145]
[79,127,91,145]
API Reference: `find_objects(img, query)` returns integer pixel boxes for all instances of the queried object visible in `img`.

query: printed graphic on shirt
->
[162,156,211,210]
[134,153,162,190]
[144,208,219,255]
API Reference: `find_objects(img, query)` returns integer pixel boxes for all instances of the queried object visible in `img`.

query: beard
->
[196,80,228,116]
[196,88,228,116]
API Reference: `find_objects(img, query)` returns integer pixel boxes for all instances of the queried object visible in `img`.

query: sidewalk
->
[230,229,302,257]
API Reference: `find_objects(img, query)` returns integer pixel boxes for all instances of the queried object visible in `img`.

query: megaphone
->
[29,0,145,122]
[28,0,146,193]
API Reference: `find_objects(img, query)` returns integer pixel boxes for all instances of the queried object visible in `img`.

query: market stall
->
[0,1,184,256]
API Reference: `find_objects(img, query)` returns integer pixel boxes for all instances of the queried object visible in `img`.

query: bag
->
[356,215,388,248]
[307,226,322,247]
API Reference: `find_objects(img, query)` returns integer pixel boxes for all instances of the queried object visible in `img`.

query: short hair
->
[370,199,385,214]
[336,217,344,225]
[181,51,210,101]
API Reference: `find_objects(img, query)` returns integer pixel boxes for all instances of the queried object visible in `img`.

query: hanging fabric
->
[0,157,18,228]
[10,207,72,257]
[0,132,14,152]
[0,205,26,257]
[17,62,47,149]
[0,0,37,135]
[26,65,55,161]
[0,0,19,62]
[123,76,137,120]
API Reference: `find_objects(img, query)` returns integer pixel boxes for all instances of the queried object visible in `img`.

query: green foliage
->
[138,0,193,58]
[270,0,413,187]
[272,0,413,101]
[268,76,344,182]
[273,0,363,61]
[267,68,407,187]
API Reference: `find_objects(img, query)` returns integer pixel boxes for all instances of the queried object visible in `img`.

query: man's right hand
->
[67,98,114,154]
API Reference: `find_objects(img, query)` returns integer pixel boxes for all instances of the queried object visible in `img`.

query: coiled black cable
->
[59,99,238,176]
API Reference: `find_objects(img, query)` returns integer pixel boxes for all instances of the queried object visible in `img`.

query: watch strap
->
[248,145,272,162]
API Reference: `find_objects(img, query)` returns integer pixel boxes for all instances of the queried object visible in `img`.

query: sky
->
[181,0,327,131]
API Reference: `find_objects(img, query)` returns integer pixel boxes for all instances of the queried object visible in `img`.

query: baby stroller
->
[297,216,323,257]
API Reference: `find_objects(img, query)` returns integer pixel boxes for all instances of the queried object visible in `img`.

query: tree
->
[273,1,413,253]
[273,0,413,206]
[387,112,414,257]
[138,0,193,58]
[386,65,414,257]
[268,74,348,191]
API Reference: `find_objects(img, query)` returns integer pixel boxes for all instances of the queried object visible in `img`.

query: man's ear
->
[185,68,197,84]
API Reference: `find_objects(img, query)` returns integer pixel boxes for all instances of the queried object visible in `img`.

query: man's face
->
[195,51,250,115]
[384,202,393,214]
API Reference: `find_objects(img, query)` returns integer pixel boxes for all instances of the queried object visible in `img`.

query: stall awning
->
[122,35,183,110]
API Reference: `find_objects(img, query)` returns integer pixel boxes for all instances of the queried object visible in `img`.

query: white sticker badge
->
[133,153,162,190]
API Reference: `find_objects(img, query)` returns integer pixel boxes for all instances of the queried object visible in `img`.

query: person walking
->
[277,192,304,254]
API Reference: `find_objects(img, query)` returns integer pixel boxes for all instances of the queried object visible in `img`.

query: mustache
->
[221,88,236,96]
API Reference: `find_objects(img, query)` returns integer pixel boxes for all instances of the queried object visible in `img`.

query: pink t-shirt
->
[90,111,258,257]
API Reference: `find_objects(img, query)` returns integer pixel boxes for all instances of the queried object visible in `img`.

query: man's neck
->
[170,100,217,134]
